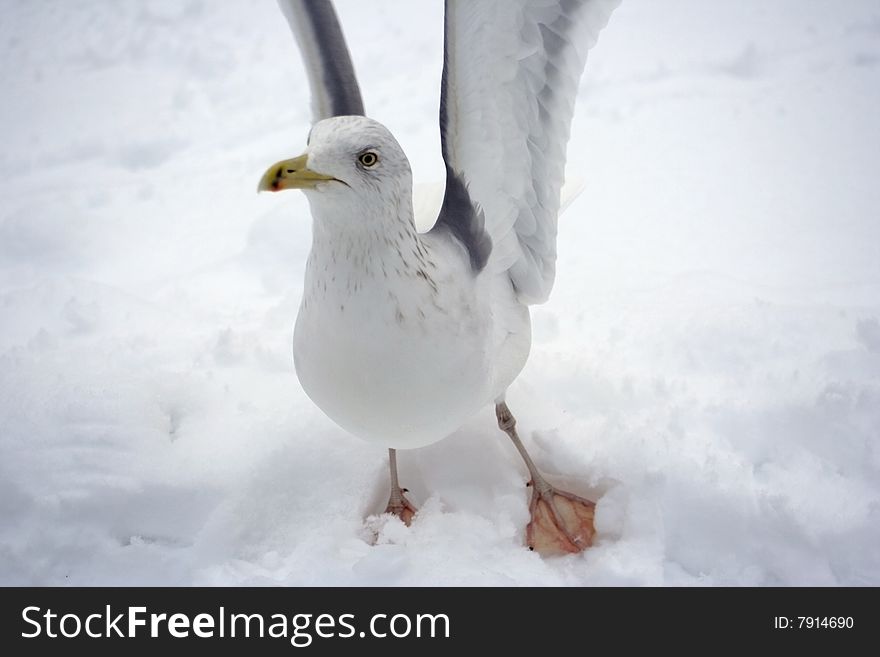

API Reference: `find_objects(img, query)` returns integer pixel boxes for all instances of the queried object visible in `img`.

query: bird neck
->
[303,192,432,300]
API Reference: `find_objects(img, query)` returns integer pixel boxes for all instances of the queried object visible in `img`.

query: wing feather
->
[433,0,619,303]
[278,0,364,121]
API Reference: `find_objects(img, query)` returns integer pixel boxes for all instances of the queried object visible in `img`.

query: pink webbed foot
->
[495,402,596,556]
[526,480,596,556]
[384,487,417,526]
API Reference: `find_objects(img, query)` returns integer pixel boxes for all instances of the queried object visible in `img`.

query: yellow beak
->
[257,154,336,192]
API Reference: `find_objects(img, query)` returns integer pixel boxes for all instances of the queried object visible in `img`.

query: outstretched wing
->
[277,0,364,121]
[431,0,619,304]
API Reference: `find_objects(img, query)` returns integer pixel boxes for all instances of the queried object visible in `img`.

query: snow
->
[1,0,879,586]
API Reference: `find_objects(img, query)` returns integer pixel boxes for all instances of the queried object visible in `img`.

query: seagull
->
[258,0,618,556]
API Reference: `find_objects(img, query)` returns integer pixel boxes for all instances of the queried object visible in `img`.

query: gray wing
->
[278,0,364,121]
[432,0,619,303]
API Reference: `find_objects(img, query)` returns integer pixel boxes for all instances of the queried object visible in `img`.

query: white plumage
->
[290,116,503,448]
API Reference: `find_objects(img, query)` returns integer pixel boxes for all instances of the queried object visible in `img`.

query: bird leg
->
[495,402,596,556]
[383,448,417,525]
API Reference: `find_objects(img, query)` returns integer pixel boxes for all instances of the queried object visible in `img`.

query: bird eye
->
[358,151,379,168]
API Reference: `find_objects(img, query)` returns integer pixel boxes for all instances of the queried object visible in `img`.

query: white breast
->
[293,232,494,448]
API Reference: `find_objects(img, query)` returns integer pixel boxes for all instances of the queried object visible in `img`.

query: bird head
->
[258,116,412,223]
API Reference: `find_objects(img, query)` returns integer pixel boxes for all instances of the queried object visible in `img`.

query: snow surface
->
[1,0,879,586]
